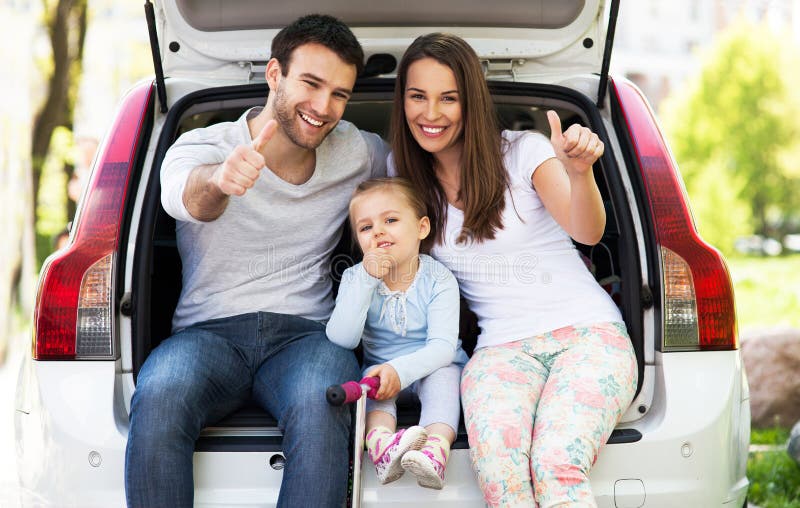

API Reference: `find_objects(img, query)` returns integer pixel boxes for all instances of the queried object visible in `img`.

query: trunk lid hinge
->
[144,0,168,113]
[482,59,526,81]
[239,61,269,82]
[597,0,620,109]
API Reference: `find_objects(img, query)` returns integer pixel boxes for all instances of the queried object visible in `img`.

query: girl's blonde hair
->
[350,177,428,218]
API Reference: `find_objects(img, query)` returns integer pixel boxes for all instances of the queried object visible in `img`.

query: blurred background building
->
[614,0,800,110]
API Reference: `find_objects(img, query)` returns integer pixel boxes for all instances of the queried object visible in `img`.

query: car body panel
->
[15,351,748,507]
[155,0,609,82]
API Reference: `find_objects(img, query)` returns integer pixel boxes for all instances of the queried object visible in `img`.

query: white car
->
[15,0,750,506]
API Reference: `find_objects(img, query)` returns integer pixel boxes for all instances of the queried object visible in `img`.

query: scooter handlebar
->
[325,376,380,406]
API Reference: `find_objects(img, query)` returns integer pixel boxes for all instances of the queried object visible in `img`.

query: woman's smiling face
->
[403,57,464,158]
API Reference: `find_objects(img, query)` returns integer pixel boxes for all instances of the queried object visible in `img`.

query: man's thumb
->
[252,119,277,152]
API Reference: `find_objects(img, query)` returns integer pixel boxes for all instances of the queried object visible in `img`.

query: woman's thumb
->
[547,110,562,142]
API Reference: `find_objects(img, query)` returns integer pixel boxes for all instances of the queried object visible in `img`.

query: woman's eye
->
[442,96,457,103]
[409,93,424,101]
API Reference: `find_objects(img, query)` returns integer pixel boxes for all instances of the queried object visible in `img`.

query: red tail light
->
[612,77,737,351]
[33,82,153,359]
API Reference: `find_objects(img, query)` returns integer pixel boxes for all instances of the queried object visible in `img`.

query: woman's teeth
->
[422,126,445,134]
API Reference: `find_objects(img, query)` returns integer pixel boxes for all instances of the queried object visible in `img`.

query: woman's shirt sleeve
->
[507,130,557,186]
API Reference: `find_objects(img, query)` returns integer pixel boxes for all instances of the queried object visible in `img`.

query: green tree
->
[1,0,87,364]
[31,0,88,264]
[662,20,800,253]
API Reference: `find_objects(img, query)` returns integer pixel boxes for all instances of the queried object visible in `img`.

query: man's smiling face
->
[270,42,357,150]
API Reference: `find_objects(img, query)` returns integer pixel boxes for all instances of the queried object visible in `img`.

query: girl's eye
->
[386,217,398,224]
[359,225,372,232]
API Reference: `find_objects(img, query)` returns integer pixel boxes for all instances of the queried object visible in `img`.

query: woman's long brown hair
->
[390,33,508,250]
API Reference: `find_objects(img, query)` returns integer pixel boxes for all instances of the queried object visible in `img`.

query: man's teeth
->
[301,113,323,127]
[422,126,444,134]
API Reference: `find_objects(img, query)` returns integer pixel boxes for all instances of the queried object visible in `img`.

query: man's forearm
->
[183,164,229,222]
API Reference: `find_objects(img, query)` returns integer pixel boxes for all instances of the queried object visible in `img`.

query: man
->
[125,14,388,507]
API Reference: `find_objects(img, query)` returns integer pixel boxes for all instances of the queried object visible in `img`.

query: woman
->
[388,33,638,507]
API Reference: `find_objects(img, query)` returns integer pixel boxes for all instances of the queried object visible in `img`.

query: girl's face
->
[350,188,430,267]
[403,58,464,159]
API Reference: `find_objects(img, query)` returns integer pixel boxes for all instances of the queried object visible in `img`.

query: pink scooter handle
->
[326,376,380,406]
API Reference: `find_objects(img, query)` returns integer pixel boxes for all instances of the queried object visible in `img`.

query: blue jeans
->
[125,312,360,508]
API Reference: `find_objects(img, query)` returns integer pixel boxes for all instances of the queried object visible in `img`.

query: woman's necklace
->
[439,177,459,193]
[438,176,464,210]
[434,160,465,209]
[434,161,459,190]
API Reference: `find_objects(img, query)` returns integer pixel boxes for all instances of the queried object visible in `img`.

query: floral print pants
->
[461,322,637,507]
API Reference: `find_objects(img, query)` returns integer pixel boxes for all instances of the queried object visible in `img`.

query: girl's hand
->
[547,110,604,177]
[362,249,394,280]
[365,364,401,400]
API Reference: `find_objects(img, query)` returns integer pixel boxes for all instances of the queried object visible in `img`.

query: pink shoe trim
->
[372,426,428,485]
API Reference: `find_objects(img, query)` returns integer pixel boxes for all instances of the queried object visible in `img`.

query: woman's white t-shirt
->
[392,130,622,349]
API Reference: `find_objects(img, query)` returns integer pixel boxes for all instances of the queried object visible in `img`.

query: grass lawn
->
[728,256,800,506]
[726,255,800,331]
[749,428,800,507]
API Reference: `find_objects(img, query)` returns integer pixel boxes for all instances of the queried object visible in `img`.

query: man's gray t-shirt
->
[161,108,389,331]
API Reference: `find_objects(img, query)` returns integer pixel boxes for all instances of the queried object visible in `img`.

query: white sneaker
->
[371,426,428,485]
[401,448,446,490]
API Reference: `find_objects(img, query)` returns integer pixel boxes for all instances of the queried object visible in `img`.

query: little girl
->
[326,177,468,490]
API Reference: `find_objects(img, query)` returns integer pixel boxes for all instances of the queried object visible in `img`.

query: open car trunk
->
[129,77,646,457]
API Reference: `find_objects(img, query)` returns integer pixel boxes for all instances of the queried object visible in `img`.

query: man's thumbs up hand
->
[211,120,277,196]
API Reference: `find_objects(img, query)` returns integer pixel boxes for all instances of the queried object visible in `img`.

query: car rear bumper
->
[15,350,749,507]
[590,350,750,508]
[15,360,128,507]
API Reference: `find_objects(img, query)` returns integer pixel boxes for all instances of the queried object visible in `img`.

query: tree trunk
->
[31,0,88,251]
[4,0,89,362]
[64,2,87,222]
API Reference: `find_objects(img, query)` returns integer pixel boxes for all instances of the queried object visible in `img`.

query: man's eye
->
[303,80,319,88]
[334,92,350,100]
